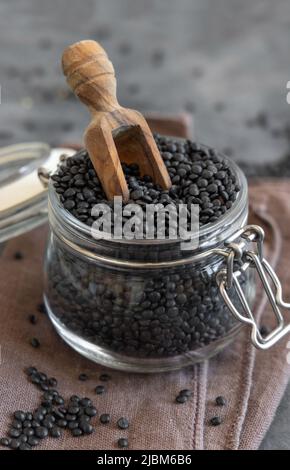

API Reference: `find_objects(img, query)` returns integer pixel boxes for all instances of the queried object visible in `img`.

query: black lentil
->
[84,406,97,417]
[28,436,39,446]
[78,373,89,382]
[9,428,21,438]
[70,395,80,403]
[0,437,10,447]
[26,366,37,376]
[95,385,106,395]
[215,396,227,407]
[28,314,37,325]
[78,415,90,424]
[30,337,40,348]
[10,438,21,449]
[79,422,94,434]
[67,405,80,415]
[210,416,222,426]
[68,421,79,430]
[66,413,77,421]
[14,411,26,422]
[48,377,58,387]
[57,419,67,428]
[54,396,65,405]
[12,420,22,429]
[118,437,129,448]
[99,373,111,382]
[79,398,92,407]
[31,420,40,428]
[23,420,32,428]
[40,382,49,391]
[72,428,83,437]
[50,427,62,438]
[19,443,31,450]
[117,417,129,430]
[175,395,188,404]
[100,413,110,424]
[37,302,46,314]
[260,325,271,337]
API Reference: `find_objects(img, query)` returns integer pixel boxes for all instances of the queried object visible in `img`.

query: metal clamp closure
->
[216,225,290,349]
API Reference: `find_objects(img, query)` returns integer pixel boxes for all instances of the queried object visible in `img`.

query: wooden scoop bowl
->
[62,40,171,201]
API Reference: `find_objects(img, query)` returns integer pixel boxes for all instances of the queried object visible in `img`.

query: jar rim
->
[48,145,248,251]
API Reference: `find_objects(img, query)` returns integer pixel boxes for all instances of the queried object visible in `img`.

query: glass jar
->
[44,152,256,372]
[1,142,288,373]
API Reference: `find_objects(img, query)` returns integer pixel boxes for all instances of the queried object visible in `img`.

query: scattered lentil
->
[118,437,129,448]
[10,438,21,449]
[260,325,271,337]
[78,373,89,382]
[0,367,101,450]
[28,314,37,325]
[14,411,26,422]
[175,395,188,404]
[95,385,106,395]
[215,396,227,407]
[37,303,46,314]
[0,437,10,447]
[210,416,222,426]
[117,417,129,430]
[30,338,40,348]
[100,413,110,424]
[84,406,97,417]
[34,426,48,439]
[28,436,39,446]
[99,374,111,382]
[72,428,83,437]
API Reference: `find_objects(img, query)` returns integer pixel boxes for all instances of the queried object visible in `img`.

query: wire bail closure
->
[216,225,290,349]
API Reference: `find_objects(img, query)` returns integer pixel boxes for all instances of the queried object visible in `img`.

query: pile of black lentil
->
[0,367,97,450]
[52,134,240,234]
[0,367,130,450]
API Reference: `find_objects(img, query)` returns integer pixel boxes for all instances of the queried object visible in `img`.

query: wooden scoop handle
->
[62,40,119,113]
[61,40,171,201]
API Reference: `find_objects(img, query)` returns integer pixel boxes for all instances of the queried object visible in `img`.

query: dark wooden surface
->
[0,0,290,449]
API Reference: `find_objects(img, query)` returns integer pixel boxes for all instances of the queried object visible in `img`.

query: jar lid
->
[0,142,75,243]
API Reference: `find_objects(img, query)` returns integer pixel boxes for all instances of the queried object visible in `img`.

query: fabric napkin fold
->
[0,179,290,450]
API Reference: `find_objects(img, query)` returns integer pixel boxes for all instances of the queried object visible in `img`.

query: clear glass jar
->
[0,142,286,372]
[44,151,257,372]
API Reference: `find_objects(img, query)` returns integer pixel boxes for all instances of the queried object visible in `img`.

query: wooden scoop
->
[62,40,171,201]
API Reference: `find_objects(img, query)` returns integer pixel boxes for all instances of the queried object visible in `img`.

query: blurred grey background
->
[1,0,290,172]
[0,0,290,449]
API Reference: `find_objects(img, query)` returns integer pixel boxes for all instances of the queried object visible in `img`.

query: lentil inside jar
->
[44,136,254,372]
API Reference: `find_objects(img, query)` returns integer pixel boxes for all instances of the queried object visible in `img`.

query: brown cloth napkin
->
[0,179,290,450]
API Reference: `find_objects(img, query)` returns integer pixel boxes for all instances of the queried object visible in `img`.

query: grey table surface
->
[0,0,290,449]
